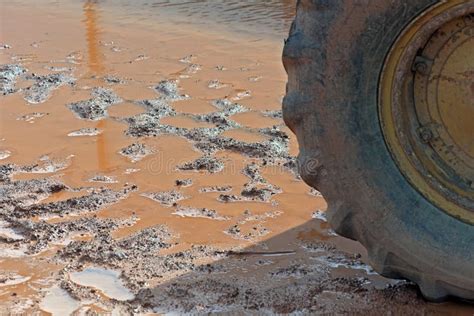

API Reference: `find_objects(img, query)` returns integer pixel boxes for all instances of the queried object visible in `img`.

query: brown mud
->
[0,2,472,315]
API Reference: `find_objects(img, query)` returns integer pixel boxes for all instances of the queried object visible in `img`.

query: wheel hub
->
[380,1,474,223]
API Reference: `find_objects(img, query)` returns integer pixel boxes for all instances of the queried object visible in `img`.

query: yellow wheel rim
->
[379,1,474,224]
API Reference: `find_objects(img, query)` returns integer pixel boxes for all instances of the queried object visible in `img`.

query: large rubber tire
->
[283,0,474,301]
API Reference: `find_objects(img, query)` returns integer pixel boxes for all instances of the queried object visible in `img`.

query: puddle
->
[221,129,268,143]
[69,267,134,301]
[232,111,281,129]
[40,286,81,315]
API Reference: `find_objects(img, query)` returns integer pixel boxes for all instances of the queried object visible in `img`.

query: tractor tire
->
[283,0,474,301]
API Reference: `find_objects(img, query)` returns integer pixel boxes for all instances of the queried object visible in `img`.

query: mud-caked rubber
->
[283,0,474,301]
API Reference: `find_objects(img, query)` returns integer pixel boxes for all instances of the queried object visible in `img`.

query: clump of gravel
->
[88,175,118,183]
[9,184,137,218]
[242,163,265,182]
[173,207,229,220]
[199,185,232,193]
[67,128,102,137]
[16,112,49,122]
[217,184,281,203]
[224,224,270,241]
[0,150,11,160]
[177,156,224,173]
[0,177,67,213]
[0,64,26,95]
[67,87,122,120]
[175,179,193,187]
[207,80,227,89]
[119,143,154,162]
[154,80,188,101]
[240,185,281,202]
[103,75,124,84]
[24,72,75,104]
[141,190,187,207]
[211,99,248,115]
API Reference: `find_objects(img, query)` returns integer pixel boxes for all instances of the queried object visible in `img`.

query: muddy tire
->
[283,1,474,301]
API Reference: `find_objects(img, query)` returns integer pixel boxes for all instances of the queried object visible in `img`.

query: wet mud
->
[0,2,471,315]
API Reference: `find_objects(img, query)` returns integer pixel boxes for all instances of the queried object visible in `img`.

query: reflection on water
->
[9,0,296,37]
[111,0,296,35]
[83,1,109,171]
[83,1,104,74]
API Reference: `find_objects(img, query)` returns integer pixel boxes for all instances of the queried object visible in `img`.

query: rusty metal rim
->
[379,0,474,224]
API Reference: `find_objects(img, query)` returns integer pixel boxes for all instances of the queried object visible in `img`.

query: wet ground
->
[0,1,473,314]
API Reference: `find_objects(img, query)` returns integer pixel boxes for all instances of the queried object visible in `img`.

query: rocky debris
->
[132,54,149,62]
[232,90,251,101]
[135,98,176,115]
[119,143,154,162]
[175,179,193,187]
[193,112,239,129]
[224,224,270,241]
[248,76,262,82]
[65,51,83,64]
[236,210,283,225]
[207,80,227,89]
[0,177,67,213]
[177,156,224,173]
[211,99,247,115]
[199,185,232,193]
[0,220,26,242]
[241,185,281,202]
[3,216,135,255]
[141,190,187,207]
[124,168,140,174]
[45,66,72,72]
[19,155,72,174]
[57,225,174,274]
[218,184,281,203]
[242,163,265,182]
[311,210,327,222]
[0,272,30,286]
[154,80,188,101]
[16,112,49,122]
[261,110,282,119]
[270,263,317,279]
[309,188,323,197]
[24,72,75,104]
[67,128,102,137]
[88,175,118,183]
[0,64,26,95]
[68,87,122,120]
[179,55,196,64]
[9,184,137,218]
[180,64,202,78]
[0,164,17,182]
[0,44,12,50]
[173,207,229,220]
[104,75,124,84]
[58,226,224,292]
[0,150,11,160]
[194,132,289,159]
[301,242,337,253]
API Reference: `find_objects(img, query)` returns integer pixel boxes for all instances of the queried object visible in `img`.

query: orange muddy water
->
[0,1,472,314]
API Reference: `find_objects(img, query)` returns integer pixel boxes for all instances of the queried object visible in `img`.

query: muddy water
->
[0,1,472,315]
